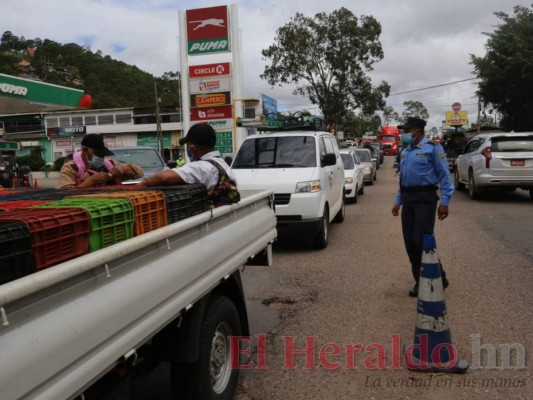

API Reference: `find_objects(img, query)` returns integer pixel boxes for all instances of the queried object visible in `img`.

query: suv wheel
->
[352,185,358,204]
[468,171,482,200]
[313,207,329,249]
[454,169,465,191]
[530,188,533,200]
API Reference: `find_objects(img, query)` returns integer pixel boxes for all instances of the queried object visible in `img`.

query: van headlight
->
[345,177,353,184]
[295,180,321,193]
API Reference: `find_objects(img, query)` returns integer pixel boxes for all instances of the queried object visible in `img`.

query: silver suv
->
[454,132,533,199]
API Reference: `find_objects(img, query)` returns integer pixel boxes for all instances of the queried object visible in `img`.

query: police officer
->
[391,117,453,297]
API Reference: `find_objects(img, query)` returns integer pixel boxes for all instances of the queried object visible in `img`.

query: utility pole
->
[154,81,164,157]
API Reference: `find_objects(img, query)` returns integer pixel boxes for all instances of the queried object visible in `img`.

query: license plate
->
[511,160,525,166]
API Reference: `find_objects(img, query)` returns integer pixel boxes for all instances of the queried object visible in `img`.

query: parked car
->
[232,129,345,249]
[352,148,377,185]
[454,132,533,199]
[109,146,166,178]
[340,149,365,203]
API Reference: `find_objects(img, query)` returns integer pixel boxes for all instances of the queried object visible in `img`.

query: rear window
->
[233,136,316,168]
[341,154,354,169]
[354,150,370,162]
[491,136,533,152]
[110,149,165,168]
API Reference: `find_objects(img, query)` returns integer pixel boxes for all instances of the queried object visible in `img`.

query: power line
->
[389,78,479,96]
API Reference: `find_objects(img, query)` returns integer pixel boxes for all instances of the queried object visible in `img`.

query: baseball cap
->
[81,134,114,156]
[179,123,217,147]
[399,117,427,130]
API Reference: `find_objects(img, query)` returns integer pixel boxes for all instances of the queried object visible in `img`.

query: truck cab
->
[379,126,401,155]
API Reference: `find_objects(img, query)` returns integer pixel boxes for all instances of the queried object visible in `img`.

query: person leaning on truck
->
[391,117,453,297]
[56,134,144,188]
[143,123,240,207]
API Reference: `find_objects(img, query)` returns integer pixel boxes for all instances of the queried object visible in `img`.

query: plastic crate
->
[69,191,167,235]
[0,200,52,212]
[138,185,209,224]
[37,198,134,252]
[0,208,90,271]
[0,222,34,284]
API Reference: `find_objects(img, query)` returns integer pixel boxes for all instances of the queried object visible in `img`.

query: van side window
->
[319,137,326,159]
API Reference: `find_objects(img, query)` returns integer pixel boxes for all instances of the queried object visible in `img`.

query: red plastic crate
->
[70,191,167,235]
[0,200,52,212]
[0,208,90,271]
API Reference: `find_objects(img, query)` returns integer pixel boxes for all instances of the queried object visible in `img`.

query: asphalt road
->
[236,156,532,400]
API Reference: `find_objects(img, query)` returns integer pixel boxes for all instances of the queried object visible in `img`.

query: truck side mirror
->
[321,153,336,167]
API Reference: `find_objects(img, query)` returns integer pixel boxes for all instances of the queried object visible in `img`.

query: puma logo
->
[189,18,225,30]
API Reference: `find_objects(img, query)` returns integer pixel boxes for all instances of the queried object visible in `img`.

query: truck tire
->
[454,169,465,191]
[170,296,241,400]
[333,196,345,223]
[313,207,329,249]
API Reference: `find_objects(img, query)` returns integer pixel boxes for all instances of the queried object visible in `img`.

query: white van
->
[232,129,345,249]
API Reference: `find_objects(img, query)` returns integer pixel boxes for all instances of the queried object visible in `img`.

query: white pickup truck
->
[0,190,276,400]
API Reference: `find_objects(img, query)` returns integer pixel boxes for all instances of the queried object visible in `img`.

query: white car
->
[340,149,365,203]
[232,129,345,249]
[352,147,376,185]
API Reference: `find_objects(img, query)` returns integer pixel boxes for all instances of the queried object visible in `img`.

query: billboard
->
[189,62,231,79]
[189,76,231,94]
[190,92,231,108]
[262,93,278,118]
[445,111,468,126]
[186,5,230,55]
[190,105,233,121]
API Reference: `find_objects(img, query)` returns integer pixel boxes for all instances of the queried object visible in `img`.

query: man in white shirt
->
[143,123,237,190]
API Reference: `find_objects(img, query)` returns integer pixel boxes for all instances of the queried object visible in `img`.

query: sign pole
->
[231,4,243,152]
[178,10,191,158]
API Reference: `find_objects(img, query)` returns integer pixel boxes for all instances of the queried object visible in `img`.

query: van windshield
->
[232,136,316,168]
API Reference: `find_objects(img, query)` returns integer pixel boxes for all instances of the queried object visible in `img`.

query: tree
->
[400,100,429,123]
[339,110,381,136]
[261,8,390,127]
[470,5,533,131]
[382,106,400,125]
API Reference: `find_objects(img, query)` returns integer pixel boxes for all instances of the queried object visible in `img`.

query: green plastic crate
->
[37,198,134,252]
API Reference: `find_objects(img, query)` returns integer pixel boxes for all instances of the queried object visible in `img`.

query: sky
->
[3,0,529,131]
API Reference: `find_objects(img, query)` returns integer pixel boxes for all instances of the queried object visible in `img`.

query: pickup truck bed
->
[0,190,276,400]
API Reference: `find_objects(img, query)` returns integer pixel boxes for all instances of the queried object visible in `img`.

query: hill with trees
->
[0,31,180,109]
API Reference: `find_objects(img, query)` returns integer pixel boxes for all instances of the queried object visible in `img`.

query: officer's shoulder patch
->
[438,152,446,160]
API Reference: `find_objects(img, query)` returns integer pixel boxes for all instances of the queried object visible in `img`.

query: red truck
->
[379,126,401,155]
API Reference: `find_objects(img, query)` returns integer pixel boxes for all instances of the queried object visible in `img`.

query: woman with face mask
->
[56,134,144,188]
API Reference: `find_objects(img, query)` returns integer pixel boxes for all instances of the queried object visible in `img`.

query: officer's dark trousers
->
[401,191,447,283]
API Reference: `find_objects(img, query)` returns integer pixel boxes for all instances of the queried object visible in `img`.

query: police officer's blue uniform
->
[395,136,454,287]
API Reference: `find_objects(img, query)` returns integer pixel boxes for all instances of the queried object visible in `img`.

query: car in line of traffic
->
[454,132,533,200]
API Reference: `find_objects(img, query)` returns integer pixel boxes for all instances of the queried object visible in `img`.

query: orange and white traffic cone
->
[33,178,39,189]
[404,233,468,373]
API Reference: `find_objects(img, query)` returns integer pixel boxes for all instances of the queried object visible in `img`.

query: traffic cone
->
[33,178,39,189]
[403,233,468,373]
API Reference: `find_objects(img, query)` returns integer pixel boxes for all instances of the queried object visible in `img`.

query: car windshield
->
[110,148,165,168]
[354,150,370,162]
[232,136,316,168]
[341,153,354,169]
[491,136,533,152]
[381,135,397,141]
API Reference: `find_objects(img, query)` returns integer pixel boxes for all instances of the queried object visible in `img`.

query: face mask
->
[401,133,413,146]
[187,147,196,162]
[89,155,105,169]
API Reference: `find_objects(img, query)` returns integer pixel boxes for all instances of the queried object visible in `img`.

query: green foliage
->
[470,5,533,131]
[382,106,400,125]
[338,110,381,136]
[15,147,45,171]
[400,100,429,123]
[0,31,181,109]
[261,8,390,127]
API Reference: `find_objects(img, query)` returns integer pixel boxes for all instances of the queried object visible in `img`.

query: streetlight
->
[154,81,163,157]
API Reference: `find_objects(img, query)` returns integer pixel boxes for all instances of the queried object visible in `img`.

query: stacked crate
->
[0,222,34,285]
[37,198,134,252]
[0,208,91,272]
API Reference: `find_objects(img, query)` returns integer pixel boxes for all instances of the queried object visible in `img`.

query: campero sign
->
[186,5,230,55]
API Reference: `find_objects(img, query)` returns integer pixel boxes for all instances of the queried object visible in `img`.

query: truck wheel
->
[170,296,241,400]
[333,197,345,223]
[313,208,329,249]
[454,169,465,191]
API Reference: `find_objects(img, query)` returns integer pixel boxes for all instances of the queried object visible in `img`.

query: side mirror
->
[321,153,337,167]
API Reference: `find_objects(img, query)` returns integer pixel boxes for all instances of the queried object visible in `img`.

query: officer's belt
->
[400,185,438,193]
